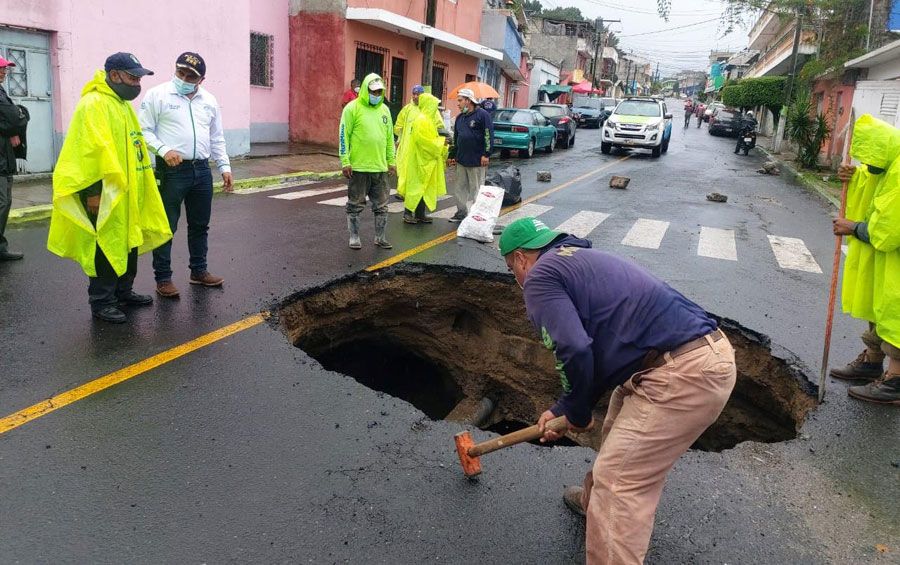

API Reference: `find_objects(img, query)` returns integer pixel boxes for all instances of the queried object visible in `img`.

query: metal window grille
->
[250,32,274,87]
[432,61,448,103]
[354,42,389,82]
[880,92,900,119]
[5,48,27,97]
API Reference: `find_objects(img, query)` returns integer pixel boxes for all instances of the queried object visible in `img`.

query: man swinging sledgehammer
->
[499,217,737,564]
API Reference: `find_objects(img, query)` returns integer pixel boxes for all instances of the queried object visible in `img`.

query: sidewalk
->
[8,144,342,224]
[756,134,842,209]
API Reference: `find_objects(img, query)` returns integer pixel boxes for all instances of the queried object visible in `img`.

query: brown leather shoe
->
[190,271,225,287]
[563,486,586,517]
[156,281,180,298]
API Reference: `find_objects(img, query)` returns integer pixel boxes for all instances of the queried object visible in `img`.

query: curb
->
[757,146,839,209]
[7,170,343,226]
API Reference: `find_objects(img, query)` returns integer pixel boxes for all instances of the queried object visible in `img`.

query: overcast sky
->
[535,0,754,76]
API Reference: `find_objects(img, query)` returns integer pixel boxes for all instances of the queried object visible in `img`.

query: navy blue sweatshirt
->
[450,108,493,167]
[523,236,717,427]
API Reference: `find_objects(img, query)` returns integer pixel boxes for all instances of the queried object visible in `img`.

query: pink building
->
[290,0,502,146]
[0,0,290,173]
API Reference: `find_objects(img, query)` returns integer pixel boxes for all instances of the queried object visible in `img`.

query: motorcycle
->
[736,125,757,155]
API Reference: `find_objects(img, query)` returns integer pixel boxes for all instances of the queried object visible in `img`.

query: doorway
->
[388,57,406,123]
[0,27,54,173]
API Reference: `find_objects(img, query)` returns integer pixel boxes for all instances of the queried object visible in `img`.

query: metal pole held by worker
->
[820,110,856,403]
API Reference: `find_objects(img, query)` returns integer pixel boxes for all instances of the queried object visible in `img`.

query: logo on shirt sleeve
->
[542,326,572,393]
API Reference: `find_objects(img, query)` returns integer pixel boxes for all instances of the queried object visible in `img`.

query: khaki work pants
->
[581,333,737,565]
[861,322,900,362]
[451,165,485,217]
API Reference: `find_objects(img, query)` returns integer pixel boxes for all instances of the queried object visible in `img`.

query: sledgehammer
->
[454,416,568,478]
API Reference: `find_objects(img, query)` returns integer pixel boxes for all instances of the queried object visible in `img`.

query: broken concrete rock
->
[707,192,728,203]
[609,176,630,189]
[758,161,781,175]
[536,171,552,182]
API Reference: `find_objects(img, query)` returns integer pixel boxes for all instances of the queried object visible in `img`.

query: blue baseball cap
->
[104,52,154,76]
[412,85,425,94]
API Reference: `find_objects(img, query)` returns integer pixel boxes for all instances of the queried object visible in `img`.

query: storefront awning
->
[346,8,503,62]
[538,84,573,95]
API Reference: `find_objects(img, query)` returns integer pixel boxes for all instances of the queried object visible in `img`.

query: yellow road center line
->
[0,313,267,435]
[0,156,629,435]
[367,156,629,272]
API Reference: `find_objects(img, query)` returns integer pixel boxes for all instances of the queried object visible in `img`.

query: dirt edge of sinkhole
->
[275,263,818,452]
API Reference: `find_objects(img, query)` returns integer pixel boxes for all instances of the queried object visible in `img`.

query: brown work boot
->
[563,485,586,518]
[156,281,180,298]
[830,351,884,382]
[190,271,225,287]
[848,373,900,405]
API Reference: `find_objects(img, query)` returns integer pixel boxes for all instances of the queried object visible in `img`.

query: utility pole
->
[653,62,659,91]
[773,10,803,153]
[591,18,602,86]
[421,0,437,89]
[590,18,620,91]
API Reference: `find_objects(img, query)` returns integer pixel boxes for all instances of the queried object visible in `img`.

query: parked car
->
[599,98,617,124]
[493,108,558,158]
[531,103,576,148]
[572,97,617,128]
[704,102,725,123]
[708,108,741,137]
[601,97,673,158]
[572,98,603,128]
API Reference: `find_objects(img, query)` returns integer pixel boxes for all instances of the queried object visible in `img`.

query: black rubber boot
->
[415,201,433,223]
[830,351,884,382]
[93,306,127,324]
[848,374,900,405]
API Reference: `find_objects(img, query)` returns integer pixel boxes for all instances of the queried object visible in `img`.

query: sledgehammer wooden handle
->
[469,416,568,457]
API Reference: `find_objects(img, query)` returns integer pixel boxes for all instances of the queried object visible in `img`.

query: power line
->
[618,16,722,37]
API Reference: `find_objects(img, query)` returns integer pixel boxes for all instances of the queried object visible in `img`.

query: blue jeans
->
[152,160,213,283]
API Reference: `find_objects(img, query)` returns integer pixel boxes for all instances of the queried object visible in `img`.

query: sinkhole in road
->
[278,264,818,452]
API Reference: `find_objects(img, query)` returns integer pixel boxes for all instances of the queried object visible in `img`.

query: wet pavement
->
[1,105,898,563]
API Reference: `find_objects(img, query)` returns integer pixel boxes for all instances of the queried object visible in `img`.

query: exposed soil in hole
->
[277,264,818,452]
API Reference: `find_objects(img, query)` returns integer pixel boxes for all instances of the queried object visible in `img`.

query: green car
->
[492,108,558,158]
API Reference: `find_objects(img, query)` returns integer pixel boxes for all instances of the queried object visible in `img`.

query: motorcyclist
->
[735,110,758,154]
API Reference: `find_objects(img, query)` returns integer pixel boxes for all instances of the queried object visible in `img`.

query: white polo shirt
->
[138,81,231,173]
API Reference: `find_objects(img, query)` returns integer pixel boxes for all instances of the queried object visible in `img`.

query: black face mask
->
[867,164,886,175]
[106,76,141,101]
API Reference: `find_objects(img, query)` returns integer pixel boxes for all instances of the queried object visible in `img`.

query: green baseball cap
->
[499,217,563,256]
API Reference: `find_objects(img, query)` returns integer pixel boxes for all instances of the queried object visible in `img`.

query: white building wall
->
[851,80,900,127]
[528,58,560,106]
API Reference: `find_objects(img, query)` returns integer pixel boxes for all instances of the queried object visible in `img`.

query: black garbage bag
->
[485,165,522,206]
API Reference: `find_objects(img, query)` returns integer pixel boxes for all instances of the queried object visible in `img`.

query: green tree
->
[522,0,542,15]
[721,85,749,109]
[541,7,585,21]
[786,90,831,168]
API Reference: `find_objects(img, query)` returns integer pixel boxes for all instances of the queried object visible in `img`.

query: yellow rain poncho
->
[395,98,443,197]
[48,70,171,277]
[396,93,448,213]
[843,114,900,347]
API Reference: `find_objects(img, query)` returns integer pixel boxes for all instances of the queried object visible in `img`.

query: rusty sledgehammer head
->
[454,416,568,478]
[454,431,481,477]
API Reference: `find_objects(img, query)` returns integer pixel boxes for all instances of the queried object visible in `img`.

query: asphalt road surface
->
[1,103,897,564]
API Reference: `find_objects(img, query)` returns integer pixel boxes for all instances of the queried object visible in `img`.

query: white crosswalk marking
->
[698,227,738,261]
[432,206,461,219]
[621,219,670,249]
[554,211,610,238]
[240,179,319,195]
[767,235,823,273]
[268,186,345,200]
[496,203,553,226]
